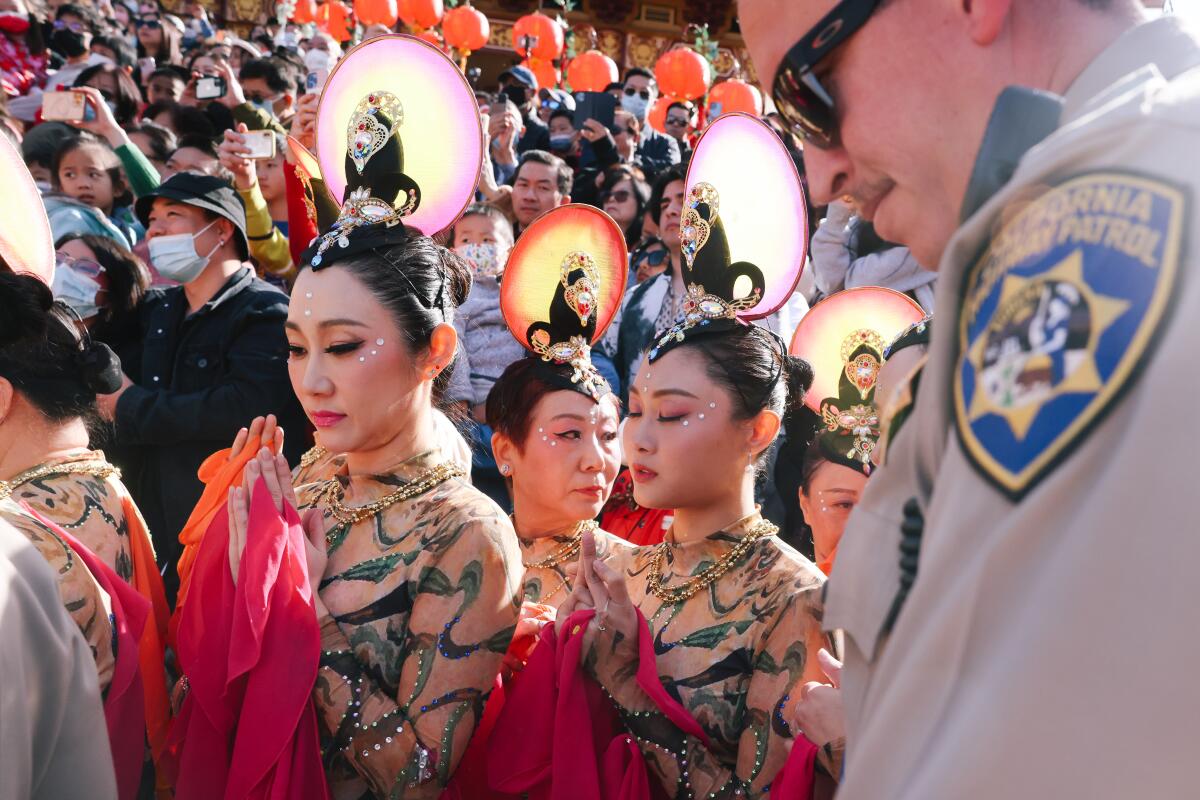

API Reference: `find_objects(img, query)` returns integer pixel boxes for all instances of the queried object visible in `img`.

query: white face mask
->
[620,91,650,122]
[148,219,220,283]
[51,263,103,320]
[455,242,506,278]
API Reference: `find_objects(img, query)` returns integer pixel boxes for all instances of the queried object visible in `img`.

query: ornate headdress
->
[299,35,482,270]
[648,113,808,362]
[0,133,54,284]
[789,287,927,475]
[499,205,627,400]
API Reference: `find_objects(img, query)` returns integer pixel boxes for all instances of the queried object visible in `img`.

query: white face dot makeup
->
[371,350,378,356]
[550,440,557,447]
[304,309,311,316]
[682,420,689,427]
[304,291,313,299]
[698,413,706,420]
[376,338,385,346]
[709,402,717,409]
[358,356,366,363]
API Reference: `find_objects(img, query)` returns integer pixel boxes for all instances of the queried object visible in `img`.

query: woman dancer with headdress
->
[786,287,926,574]
[0,137,169,800]
[169,36,522,800]
[494,115,838,799]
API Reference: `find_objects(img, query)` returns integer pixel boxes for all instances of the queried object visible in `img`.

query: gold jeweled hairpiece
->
[560,250,600,326]
[347,91,404,175]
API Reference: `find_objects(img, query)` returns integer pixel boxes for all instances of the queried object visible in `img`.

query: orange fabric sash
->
[172,437,262,635]
[120,491,172,794]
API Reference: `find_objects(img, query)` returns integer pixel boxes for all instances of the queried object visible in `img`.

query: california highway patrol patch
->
[955,172,1186,498]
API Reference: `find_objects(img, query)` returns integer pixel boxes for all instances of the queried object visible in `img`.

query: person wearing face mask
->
[617,67,680,180]
[238,55,299,128]
[0,0,47,99]
[445,203,526,505]
[95,171,306,603]
[43,3,106,94]
[497,64,551,154]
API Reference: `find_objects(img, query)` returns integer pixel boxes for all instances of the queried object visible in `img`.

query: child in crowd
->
[52,131,143,245]
[447,203,526,506]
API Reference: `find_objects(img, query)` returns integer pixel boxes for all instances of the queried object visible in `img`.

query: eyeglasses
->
[53,19,86,33]
[603,189,632,204]
[664,115,689,127]
[56,254,105,278]
[539,97,562,110]
[135,17,161,28]
[623,86,651,101]
[771,0,881,149]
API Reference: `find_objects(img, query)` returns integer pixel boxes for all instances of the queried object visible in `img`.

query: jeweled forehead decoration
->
[821,400,879,472]
[560,250,600,327]
[680,181,719,268]
[347,91,404,175]
[841,329,885,399]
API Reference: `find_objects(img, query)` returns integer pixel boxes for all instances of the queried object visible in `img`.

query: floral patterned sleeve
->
[313,515,522,798]
[589,582,825,799]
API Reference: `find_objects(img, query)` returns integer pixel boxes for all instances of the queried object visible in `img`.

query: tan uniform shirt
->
[826,17,1200,798]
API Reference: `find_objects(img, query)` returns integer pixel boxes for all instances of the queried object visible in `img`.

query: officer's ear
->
[962,0,1013,47]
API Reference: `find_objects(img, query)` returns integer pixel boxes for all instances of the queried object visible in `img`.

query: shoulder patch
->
[955,171,1187,499]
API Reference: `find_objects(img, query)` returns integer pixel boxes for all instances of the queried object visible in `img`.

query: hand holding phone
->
[240,130,276,160]
[573,91,617,132]
[195,75,226,100]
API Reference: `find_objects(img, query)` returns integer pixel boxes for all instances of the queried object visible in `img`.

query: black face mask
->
[51,28,87,58]
[502,84,528,109]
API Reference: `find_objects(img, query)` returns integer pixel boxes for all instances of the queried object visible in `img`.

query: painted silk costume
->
[0,495,116,691]
[296,449,522,799]
[518,526,633,607]
[7,450,136,580]
[588,514,828,798]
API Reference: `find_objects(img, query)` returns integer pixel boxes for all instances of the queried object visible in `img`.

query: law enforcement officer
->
[740,1,1200,796]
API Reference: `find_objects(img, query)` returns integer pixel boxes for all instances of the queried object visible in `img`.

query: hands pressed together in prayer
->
[556,527,640,653]
[225,415,328,614]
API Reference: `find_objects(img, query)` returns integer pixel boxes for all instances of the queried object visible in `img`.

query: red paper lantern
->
[566,49,618,92]
[654,48,711,101]
[521,58,559,91]
[647,95,674,134]
[512,12,563,62]
[316,1,353,42]
[443,5,489,52]
[707,79,762,118]
[416,28,448,53]
[292,0,317,24]
[398,0,443,31]
[354,0,397,27]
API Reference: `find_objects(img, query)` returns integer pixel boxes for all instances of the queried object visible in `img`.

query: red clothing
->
[165,481,328,800]
[772,736,819,799]
[488,607,709,800]
[0,33,45,97]
[24,504,150,800]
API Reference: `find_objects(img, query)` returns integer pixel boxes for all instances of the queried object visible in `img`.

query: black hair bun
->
[76,341,122,395]
[0,272,53,348]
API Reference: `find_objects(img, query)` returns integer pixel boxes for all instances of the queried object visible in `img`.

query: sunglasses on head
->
[771,0,882,149]
[623,86,650,101]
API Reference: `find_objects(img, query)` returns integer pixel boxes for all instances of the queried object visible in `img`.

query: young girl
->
[52,132,143,245]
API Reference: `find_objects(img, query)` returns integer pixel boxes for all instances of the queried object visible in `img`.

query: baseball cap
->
[135,173,250,259]
[499,64,537,90]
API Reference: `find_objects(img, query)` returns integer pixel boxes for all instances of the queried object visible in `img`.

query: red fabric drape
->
[488,607,710,800]
[24,504,150,800]
[600,471,671,547]
[771,734,819,799]
[164,481,328,800]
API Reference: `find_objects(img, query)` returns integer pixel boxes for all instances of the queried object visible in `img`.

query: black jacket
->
[113,267,306,602]
[635,128,682,183]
